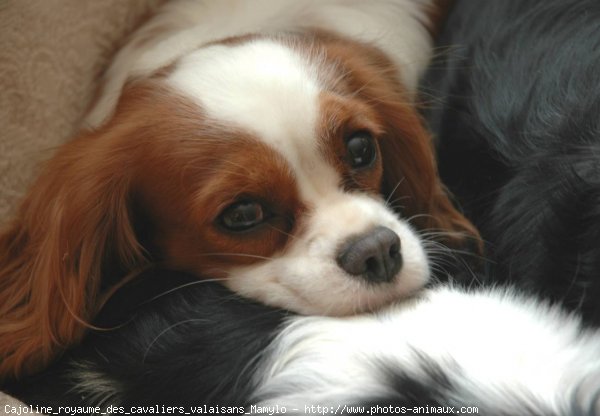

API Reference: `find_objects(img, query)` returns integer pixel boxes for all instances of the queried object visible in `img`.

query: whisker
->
[406,212,435,224]
[143,319,210,362]
[386,195,411,206]
[418,232,488,286]
[266,223,298,241]
[385,178,406,205]
[387,203,407,213]
[194,252,274,261]
[141,277,233,305]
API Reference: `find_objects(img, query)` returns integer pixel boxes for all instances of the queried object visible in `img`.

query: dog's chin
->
[222,259,430,316]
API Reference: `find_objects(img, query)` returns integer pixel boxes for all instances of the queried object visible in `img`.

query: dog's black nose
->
[336,226,402,284]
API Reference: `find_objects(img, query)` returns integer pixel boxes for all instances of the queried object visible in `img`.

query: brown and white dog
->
[0,0,475,380]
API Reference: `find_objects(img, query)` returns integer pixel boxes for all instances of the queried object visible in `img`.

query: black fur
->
[422,0,600,324]
[8,275,600,415]
[6,269,286,408]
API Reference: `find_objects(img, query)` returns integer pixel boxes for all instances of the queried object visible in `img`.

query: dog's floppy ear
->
[319,35,481,251]
[0,126,146,380]
[376,97,480,251]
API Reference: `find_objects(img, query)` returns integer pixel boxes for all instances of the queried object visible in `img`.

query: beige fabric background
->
[0,0,165,223]
[0,0,165,410]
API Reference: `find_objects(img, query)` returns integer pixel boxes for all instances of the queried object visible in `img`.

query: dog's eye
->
[219,201,266,232]
[347,131,376,169]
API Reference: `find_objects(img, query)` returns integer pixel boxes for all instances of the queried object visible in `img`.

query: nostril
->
[365,256,381,275]
[389,242,400,257]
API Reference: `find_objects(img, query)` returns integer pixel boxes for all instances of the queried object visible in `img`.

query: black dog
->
[7,268,600,415]
[424,0,600,324]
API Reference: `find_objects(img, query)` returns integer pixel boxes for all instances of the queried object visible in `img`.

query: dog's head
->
[0,33,477,378]
[94,33,474,314]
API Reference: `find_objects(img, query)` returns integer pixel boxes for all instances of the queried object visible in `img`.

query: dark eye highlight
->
[346,131,376,169]
[219,201,266,232]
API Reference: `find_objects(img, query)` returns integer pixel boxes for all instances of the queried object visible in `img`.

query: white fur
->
[84,0,434,129]
[167,40,323,176]
[68,360,123,409]
[252,286,600,413]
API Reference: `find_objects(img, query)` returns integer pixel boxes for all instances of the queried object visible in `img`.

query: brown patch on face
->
[291,31,480,249]
[116,81,305,277]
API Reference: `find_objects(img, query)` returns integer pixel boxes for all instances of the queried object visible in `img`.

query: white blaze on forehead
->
[167,39,341,201]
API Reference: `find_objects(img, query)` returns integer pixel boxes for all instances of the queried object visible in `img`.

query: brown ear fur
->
[376,98,480,249]
[0,128,146,380]
[308,31,479,250]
